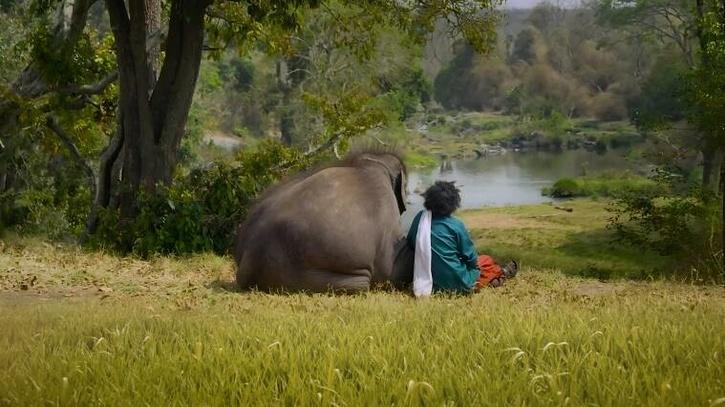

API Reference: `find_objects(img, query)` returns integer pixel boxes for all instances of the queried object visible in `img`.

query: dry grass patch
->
[0,236,235,299]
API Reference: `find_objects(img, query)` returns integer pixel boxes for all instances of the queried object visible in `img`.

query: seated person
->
[406,181,517,294]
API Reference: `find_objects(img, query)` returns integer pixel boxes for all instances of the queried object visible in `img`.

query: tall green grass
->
[1,275,724,406]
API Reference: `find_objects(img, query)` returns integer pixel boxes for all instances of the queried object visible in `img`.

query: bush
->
[543,173,663,199]
[405,151,438,169]
[607,132,642,149]
[379,89,421,121]
[545,178,580,198]
[378,69,431,121]
[1,151,92,240]
[93,140,313,256]
[608,170,723,282]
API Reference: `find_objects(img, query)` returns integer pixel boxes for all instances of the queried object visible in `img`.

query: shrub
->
[543,173,663,199]
[377,68,431,121]
[405,151,438,169]
[608,170,723,282]
[378,89,421,121]
[93,140,313,256]
[545,178,580,198]
[607,132,642,149]
[610,192,720,259]
[1,152,92,240]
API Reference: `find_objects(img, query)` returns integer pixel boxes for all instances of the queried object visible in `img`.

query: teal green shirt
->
[406,211,480,293]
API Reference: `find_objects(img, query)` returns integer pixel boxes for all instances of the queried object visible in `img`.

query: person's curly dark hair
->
[423,181,461,217]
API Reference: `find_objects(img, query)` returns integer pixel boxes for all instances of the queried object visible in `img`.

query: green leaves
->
[205,1,320,56]
[205,0,500,61]
[686,0,725,144]
[303,88,388,145]
[94,141,314,256]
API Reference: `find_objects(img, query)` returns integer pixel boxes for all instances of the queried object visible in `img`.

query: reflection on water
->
[401,149,636,228]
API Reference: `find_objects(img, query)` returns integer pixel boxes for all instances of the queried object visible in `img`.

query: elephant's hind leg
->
[302,269,371,293]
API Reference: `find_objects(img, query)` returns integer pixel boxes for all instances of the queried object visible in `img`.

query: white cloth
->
[413,210,433,297]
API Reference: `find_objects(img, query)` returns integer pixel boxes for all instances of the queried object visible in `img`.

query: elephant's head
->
[355,152,407,214]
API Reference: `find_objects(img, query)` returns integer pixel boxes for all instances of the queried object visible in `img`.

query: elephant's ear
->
[395,173,406,214]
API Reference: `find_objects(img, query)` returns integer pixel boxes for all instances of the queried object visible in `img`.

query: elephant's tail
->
[233,227,256,290]
[235,251,256,290]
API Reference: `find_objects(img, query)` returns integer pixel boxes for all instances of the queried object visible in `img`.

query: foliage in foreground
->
[0,237,722,406]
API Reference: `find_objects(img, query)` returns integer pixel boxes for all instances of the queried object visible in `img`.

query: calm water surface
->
[401,149,637,228]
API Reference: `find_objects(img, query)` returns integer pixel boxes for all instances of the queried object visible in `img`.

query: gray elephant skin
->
[234,151,414,292]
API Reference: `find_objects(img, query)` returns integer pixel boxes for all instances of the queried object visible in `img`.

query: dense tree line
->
[434,3,649,121]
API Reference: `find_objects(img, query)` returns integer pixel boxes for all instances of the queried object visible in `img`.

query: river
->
[402,148,637,227]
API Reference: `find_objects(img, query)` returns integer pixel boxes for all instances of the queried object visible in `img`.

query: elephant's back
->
[266,166,387,249]
[278,166,384,218]
[236,165,397,288]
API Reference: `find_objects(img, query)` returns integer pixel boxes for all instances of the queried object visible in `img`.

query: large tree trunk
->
[720,156,725,274]
[104,0,209,222]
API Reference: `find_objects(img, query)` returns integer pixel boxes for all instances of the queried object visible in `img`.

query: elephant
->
[234,150,414,292]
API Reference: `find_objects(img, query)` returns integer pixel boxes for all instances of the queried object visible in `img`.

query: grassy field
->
[1,200,724,406]
[460,200,673,280]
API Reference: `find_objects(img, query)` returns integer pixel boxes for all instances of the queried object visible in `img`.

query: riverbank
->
[1,200,723,405]
[189,112,644,172]
[393,112,643,169]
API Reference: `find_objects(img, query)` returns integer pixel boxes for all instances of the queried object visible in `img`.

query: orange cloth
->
[474,255,504,291]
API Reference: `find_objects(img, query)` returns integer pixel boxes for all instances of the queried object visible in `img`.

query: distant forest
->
[181,2,691,145]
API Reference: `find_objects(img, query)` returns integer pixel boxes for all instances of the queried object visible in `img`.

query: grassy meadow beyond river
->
[1,200,724,406]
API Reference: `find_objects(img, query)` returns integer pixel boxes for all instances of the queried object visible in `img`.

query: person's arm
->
[457,221,479,270]
[406,211,422,249]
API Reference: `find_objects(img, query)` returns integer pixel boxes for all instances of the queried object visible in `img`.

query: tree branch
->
[45,116,97,207]
[304,132,346,158]
[66,0,97,46]
[57,28,163,96]
[58,71,120,95]
[86,125,124,235]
